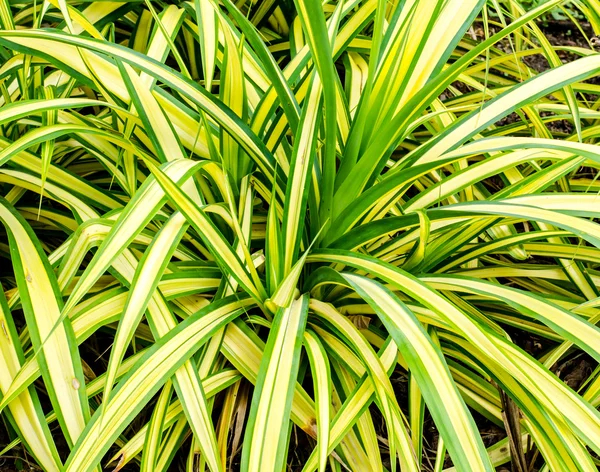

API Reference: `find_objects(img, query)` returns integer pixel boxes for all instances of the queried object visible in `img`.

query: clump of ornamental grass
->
[2,0,600,471]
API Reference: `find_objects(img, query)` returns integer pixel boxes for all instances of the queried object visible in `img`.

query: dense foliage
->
[2,0,600,470]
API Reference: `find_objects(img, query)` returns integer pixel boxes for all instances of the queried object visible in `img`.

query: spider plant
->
[1,0,600,471]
